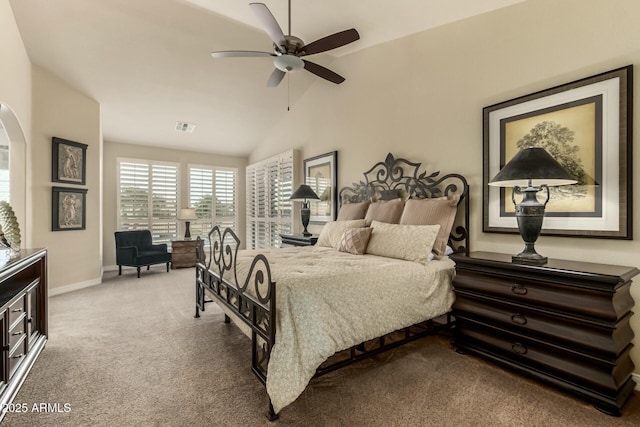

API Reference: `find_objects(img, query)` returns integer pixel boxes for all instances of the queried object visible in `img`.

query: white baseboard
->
[48,277,102,297]
[633,373,640,390]
[103,264,119,272]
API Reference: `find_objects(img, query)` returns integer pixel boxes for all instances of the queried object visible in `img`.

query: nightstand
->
[170,239,204,268]
[280,234,317,247]
[450,251,639,416]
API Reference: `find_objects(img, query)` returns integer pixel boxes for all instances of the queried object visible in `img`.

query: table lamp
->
[178,208,197,240]
[289,185,320,237]
[489,146,577,265]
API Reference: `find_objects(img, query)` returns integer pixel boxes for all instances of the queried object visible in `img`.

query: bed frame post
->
[195,227,278,420]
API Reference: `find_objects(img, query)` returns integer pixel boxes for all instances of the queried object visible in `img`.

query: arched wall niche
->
[0,102,28,247]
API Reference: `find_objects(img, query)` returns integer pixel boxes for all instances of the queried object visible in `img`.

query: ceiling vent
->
[175,121,195,133]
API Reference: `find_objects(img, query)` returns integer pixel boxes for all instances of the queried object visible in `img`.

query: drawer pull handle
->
[511,313,527,325]
[11,353,24,359]
[11,331,23,336]
[511,284,528,295]
[11,308,23,313]
[512,342,528,355]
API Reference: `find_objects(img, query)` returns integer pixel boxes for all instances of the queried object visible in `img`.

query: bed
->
[194,153,469,420]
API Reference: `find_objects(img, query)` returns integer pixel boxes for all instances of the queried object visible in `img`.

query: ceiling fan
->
[211,1,360,87]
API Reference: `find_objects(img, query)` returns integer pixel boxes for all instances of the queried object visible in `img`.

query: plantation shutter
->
[188,165,238,241]
[246,150,295,249]
[117,159,178,244]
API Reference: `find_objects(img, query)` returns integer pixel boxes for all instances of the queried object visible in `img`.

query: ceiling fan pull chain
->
[287,74,291,111]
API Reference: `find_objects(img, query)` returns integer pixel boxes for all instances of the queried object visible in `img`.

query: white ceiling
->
[9,0,524,157]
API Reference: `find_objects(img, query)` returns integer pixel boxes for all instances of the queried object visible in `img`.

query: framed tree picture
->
[52,187,87,231]
[483,65,633,239]
[304,151,338,224]
[52,137,87,185]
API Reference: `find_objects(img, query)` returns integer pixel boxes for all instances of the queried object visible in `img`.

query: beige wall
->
[0,0,31,242]
[31,66,102,293]
[249,0,640,373]
[102,140,247,267]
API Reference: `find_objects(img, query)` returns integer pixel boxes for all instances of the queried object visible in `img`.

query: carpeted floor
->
[2,265,639,426]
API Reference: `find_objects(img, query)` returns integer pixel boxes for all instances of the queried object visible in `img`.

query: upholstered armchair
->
[114,230,171,278]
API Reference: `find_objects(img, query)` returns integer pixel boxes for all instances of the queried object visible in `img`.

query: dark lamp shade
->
[489,147,578,187]
[290,184,320,202]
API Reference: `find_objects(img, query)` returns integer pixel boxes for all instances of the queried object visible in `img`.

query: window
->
[0,120,9,202]
[118,159,178,244]
[188,165,238,240]
[0,144,8,203]
[246,150,295,249]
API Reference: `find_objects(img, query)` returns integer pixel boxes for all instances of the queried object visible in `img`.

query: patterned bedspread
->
[213,246,456,413]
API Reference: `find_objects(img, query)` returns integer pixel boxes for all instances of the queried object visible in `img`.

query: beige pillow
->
[399,196,459,256]
[366,220,440,263]
[338,227,373,255]
[317,219,367,249]
[364,198,404,226]
[337,201,371,221]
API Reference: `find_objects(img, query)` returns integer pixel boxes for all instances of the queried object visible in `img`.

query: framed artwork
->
[483,65,633,239]
[304,151,338,224]
[52,137,87,185]
[52,187,87,231]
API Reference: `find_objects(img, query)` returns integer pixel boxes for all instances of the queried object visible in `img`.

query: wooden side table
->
[171,239,204,268]
[280,234,317,247]
[450,251,639,416]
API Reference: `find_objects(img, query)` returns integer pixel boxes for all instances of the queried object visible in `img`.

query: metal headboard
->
[338,153,470,255]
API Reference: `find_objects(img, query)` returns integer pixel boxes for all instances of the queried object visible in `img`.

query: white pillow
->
[317,219,367,249]
[366,220,440,263]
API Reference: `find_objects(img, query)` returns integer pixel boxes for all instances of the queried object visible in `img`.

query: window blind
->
[118,159,178,244]
[188,165,238,242]
[246,150,295,249]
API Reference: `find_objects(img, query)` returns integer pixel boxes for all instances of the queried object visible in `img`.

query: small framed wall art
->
[52,187,87,231]
[304,151,338,224]
[52,137,88,185]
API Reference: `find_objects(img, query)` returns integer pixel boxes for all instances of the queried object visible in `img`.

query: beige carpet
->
[3,265,640,426]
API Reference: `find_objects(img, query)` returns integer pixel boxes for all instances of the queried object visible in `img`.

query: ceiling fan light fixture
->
[273,54,304,72]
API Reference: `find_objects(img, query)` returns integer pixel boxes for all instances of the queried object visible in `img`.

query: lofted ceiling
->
[9,0,524,157]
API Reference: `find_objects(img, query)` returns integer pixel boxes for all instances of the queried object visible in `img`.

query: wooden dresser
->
[450,251,638,416]
[171,239,204,269]
[0,249,48,420]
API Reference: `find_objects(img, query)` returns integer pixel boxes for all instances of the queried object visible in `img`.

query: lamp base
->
[512,253,548,266]
[301,205,311,238]
[512,243,547,265]
[512,185,548,266]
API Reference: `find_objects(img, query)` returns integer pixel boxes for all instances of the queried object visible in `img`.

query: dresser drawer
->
[9,338,27,379]
[454,270,633,322]
[8,295,26,327]
[454,293,633,357]
[8,316,27,350]
[455,318,634,394]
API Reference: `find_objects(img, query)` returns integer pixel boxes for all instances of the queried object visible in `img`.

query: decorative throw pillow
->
[399,196,459,256]
[364,198,404,226]
[337,201,371,221]
[338,227,373,255]
[317,219,367,249]
[366,220,440,263]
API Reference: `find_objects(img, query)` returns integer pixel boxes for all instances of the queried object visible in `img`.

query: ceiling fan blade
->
[249,3,286,48]
[303,60,345,84]
[301,29,360,56]
[267,68,286,87]
[211,50,274,58]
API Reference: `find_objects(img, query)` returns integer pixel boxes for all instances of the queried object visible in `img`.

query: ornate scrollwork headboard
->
[338,153,470,255]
